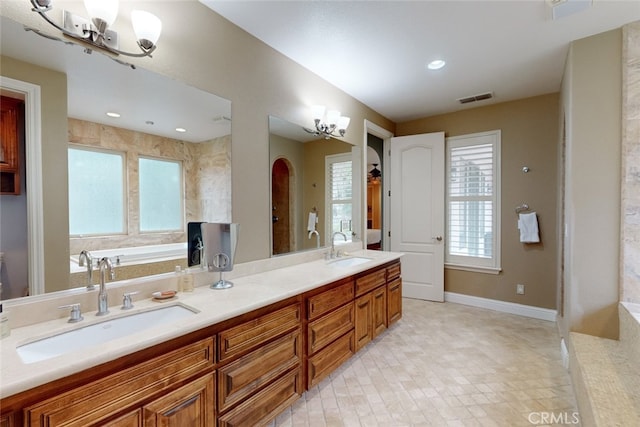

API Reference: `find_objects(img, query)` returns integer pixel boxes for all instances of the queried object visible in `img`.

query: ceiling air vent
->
[457,92,493,104]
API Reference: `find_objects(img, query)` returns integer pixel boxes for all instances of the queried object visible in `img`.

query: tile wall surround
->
[67,118,231,256]
[622,22,640,303]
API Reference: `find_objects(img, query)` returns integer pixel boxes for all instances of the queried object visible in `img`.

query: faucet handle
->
[121,291,139,310]
[58,303,83,323]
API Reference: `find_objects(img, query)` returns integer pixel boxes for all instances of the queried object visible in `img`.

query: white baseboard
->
[444,292,557,322]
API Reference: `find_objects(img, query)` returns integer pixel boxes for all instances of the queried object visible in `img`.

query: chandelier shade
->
[304,105,350,139]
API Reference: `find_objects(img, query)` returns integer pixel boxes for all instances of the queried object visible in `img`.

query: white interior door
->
[389,132,445,301]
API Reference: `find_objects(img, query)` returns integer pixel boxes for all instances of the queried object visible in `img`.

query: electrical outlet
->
[516,284,525,295]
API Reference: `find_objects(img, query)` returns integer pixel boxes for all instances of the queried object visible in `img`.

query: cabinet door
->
[354,293,372,351]
[387,277,402,325]
[143,373,215,427]
[372,285,387,338]
[0,413,15,427]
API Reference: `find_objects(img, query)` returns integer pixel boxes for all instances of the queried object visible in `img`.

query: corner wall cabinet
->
[0,96,23,195]
[0,260,401,426]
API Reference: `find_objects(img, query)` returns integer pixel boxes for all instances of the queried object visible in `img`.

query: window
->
[139,157,183,232]
[446,130,501,272]
[326,153,353,242]
[68,147,125,236]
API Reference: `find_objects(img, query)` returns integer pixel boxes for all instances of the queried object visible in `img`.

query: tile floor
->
[271,298,579,426]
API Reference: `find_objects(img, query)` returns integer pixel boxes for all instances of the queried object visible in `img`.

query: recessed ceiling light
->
[106,112,121,118]
[175,127,187,133]
[427,59,446,70]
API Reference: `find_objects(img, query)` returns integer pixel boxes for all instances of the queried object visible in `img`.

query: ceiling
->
[202,0,640,123]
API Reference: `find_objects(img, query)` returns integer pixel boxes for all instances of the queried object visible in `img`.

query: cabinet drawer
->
[143,372,215,427]
[307,281,354,320]
[355,268,386,297]
[218,368,302,427]
[218,330,301,412]
[386,262,401,281]
[219,303,300,362]
[307,331,355,388]
[308,303,354,354]
[25,338,214,427]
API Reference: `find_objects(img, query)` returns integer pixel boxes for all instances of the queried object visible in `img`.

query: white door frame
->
[363,120,393,250]
[0,76,45,296]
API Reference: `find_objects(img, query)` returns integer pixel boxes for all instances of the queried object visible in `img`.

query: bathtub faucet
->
[78,250,94,290]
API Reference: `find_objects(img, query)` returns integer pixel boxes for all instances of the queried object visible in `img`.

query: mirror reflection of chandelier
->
[368,163,381,183]
[303,105,350,139]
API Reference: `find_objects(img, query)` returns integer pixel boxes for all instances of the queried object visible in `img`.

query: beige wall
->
[0,55,69,293]
[397,94,559,309]
[1,1,394,270]
[558,29,622,340]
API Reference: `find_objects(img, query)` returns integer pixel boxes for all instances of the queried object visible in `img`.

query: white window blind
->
[446,131,501,271]
[326,153,353,241]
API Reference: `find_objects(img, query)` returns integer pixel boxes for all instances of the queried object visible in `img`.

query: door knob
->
[433,236,443,241]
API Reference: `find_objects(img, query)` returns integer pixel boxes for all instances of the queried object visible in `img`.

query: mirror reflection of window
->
[139,157,183,232]
[68,147,125,236]
[326,153,353,242]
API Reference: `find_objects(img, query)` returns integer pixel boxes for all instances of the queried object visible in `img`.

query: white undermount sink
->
[16,304,198,364]
[327,256,372,268]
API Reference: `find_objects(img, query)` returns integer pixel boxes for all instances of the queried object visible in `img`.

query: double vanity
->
[0,248,402,426]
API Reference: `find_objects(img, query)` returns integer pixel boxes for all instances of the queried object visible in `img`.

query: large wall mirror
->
[269,116,361,257]
[0,16,232,300]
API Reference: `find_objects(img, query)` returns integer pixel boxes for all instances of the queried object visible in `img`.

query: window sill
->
[445,263,502,275]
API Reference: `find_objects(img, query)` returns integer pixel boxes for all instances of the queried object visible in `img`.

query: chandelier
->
[30,0,162,58]
[369,164,381,183]
[303,105,350,139]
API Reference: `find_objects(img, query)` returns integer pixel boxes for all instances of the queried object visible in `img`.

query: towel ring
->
[515,203,530,214]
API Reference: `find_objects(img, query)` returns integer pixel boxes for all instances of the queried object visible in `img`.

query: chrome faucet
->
[96,257,115,316]
[331,232,347,258]
[78,250,95,290]
[308,230,320,248]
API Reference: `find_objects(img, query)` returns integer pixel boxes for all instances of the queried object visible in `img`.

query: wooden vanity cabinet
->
[1,260,402,426]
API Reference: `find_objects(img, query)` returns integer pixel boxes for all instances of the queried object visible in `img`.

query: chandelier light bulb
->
[84,0,119,27]
[132,10,162,47]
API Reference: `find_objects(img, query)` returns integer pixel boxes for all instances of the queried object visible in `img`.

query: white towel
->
[307,212,317,232]
[518,212,540,243]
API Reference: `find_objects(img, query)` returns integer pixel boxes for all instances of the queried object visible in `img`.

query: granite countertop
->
[0,249,402,399]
